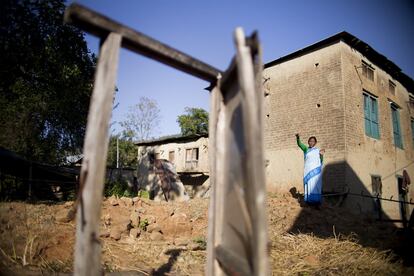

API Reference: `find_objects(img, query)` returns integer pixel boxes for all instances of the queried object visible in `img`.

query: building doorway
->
[397,175,408,227]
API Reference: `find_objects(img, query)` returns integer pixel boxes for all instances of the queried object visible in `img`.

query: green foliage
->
[139,218,149,231]
[137,190,149,199]
[0,0,96,164]
[177,107,208,136]
[107,133,137,168]
[193,236,207,250]
[104,178,133,198]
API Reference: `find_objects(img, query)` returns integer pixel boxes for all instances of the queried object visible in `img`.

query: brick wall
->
[263,40,414,221]
[263,43,346,190]
[341,42,414,219]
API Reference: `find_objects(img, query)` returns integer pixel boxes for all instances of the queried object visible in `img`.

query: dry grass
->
[270,232,404,276]
[1,196,412,275]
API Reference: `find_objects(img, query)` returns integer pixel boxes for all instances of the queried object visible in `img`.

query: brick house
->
[263,31,414,221]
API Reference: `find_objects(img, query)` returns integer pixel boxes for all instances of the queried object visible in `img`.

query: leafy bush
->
[104,178,134,197]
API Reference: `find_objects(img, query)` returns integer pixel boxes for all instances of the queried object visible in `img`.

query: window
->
[391,104,403,149]
[371,175,382,219]
[388,80,396,95]
[185,148,199,169]
[363,93,380,139]
[362,61,374,81]
[169,151,175,164]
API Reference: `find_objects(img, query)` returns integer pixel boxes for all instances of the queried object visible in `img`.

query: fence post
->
[73,32,122,276]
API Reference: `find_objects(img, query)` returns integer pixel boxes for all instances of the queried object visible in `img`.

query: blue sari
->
[303,147,323,204]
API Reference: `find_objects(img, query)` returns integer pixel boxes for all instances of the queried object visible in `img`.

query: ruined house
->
[135,133,210,198]
[263,31,414,222]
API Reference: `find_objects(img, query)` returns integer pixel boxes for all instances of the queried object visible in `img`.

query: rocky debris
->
[110,227,122,240]
[56,208,76,223]
[109,196,119,206]
[120,197,133,207]
[104,214,111,226]
[129,228,141,238]
[63,201,73,208]
[161,213,192,237]
[174,238,188,246]
[130,211,140,228]
[100,231,110,238]
[147,224,162,234]
[132,197,143,207]
[150,231,164,241]
[108,218,132,241]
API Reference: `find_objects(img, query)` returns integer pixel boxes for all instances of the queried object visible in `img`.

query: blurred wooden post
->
[73,32,121,276]
[206,28,269,276]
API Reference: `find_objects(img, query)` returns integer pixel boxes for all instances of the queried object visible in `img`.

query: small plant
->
[139,218,149,231]
[104,177,134,197]
[193,236,207,250]
[137,190,149,199]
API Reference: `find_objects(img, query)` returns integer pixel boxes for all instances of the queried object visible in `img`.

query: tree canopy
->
[0,0,96,164]
[120,97,161,142]
[107,131,137,169]
[177,107,209,136]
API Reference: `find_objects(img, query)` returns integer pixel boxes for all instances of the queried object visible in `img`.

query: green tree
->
[177,107,209,135]
[120,97,161,141]
[107,131,137,168]
[0,0,96,164]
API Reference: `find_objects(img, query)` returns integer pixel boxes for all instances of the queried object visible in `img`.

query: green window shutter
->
[371,98,379,138]
[391,106,403,149]
[364,94,371,137]
[363,93,380,139]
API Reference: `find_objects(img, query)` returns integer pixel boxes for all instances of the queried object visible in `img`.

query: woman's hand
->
[295,133,300,139]
[320,149,325,155]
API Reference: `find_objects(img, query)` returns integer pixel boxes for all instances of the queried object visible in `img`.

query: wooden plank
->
[206,28,268,275]
[234,27,268,276]
[64,3,221,83]
[73,32,122,276]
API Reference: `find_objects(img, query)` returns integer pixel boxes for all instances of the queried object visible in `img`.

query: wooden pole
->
[234,28,269,275]
[64,3,221,83]
[73,32,122,276]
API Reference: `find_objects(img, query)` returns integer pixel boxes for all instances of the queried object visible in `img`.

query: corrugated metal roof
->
[135,133,208,146]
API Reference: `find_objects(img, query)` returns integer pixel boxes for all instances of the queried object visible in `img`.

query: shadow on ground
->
[288,161,414,266]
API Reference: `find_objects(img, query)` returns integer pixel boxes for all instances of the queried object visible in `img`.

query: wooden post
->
[74,32,122,276]
[234,28,268,275]
[206,28,269,276]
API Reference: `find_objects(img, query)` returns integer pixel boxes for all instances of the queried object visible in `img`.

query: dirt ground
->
[0,192,413,275]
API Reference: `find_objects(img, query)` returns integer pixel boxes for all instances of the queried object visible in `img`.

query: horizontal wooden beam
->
[64,3,222,83]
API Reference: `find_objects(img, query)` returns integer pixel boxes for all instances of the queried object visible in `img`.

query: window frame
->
[388,80,396,95]
[185,147,199,169]
[168,150,175,164]
[363,92,380,139]
[390,103,403,149]
[361,60,374,81]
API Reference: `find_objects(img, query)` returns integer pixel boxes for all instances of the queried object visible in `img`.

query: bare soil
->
[0,192,412,275]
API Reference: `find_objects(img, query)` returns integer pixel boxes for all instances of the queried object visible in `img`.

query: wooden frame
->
[64,4,268,275]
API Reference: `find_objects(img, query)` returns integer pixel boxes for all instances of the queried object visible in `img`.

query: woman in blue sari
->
[295,134,325,205]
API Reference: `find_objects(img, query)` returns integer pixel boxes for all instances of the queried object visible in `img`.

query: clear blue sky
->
[70,0,414,138]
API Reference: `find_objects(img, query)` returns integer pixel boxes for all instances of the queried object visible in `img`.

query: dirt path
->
[0,193,412,275]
